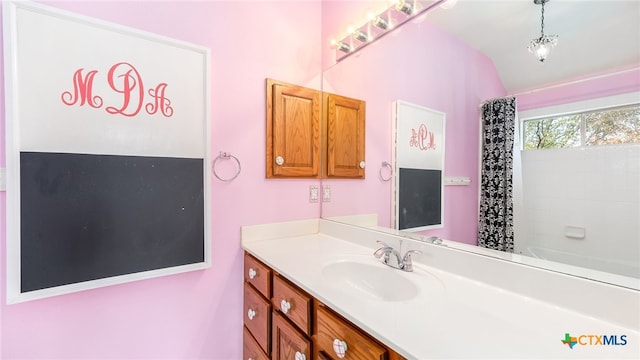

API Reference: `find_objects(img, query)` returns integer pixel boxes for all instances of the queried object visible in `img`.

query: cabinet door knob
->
[248,268,257,279]
[280,299,291,314]
[359,160,365,169]
[275,156,285,165]
[247,308,256,320]
[294,351,306,360]
[332,339,348,358]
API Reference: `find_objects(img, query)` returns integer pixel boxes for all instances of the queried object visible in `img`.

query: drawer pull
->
[359,160,366,169]
[294,351,306,360]
[247,308,256,320]
[248,267,257,279]
[280,299,291,314]
[275,156,285,165]
[332,339,348,359]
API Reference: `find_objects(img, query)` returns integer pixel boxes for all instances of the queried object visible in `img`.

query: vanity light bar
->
[332,0,448,62]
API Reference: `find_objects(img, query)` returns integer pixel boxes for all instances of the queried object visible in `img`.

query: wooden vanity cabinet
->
[243,252,406,360]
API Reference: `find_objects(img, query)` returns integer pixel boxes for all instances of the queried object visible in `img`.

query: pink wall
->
[320,5,506,245]
[0,1,321,358]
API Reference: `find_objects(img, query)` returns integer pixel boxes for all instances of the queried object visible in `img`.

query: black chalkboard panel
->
[398,168,442,230]
[20,152,205,292]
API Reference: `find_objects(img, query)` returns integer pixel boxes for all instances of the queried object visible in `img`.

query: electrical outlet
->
[322,185,331,202]
[309,185,319,203]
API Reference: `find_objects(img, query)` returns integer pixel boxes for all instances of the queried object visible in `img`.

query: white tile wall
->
[515,144,640,278]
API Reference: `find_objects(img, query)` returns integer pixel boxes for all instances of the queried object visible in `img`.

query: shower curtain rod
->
[507,66,640,97]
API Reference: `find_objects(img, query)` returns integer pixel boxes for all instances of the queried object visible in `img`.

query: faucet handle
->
[373,246,392,259]
[402,250,422,272]
[376,240,391,247]
[374,241,391,256]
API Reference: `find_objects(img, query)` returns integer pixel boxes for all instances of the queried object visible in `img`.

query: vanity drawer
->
[243,326,269,360]
[244,253,272,298]
[316,305,386,360]
[244,284,271,354]
[272,274,312,336]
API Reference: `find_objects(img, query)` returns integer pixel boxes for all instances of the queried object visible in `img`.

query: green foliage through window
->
[523,104,640,150]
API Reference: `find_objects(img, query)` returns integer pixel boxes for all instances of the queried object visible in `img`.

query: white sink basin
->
[321,260,422,301]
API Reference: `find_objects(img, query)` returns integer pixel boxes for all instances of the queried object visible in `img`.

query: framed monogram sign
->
[3,1,211,303]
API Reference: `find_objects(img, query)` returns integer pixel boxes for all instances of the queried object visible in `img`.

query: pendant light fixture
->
[527,0,558,62]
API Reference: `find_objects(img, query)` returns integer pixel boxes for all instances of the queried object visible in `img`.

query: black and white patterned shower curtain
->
[478,97,517,252]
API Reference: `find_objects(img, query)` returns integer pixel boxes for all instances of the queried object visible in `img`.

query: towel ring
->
[212,151,241,182]
[379,161,393,182]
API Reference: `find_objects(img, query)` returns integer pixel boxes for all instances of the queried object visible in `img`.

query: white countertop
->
[242,219,640,359]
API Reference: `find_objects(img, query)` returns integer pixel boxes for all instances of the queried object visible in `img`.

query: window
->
[522,104,640,150]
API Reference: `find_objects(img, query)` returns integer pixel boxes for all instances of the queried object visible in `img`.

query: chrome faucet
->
[373,242,403,268]
[374,241,422,272]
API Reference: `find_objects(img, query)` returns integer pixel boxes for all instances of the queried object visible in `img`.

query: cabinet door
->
[325,93,365,178]
[315,305,386,360]
[272,311,312,360]
[243,326,269,360]
[266,78,321,178]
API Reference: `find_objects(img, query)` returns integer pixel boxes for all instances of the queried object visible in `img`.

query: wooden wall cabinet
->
[243,252,406,360]
[266,79,322,178]
[266,79,365,179]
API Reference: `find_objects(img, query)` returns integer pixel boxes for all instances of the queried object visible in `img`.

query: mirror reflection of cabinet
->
[266,79,365,179]
[324,93,365,179]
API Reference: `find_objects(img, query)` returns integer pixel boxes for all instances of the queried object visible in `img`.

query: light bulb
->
[330,39,353,53]
[395,0,413,15]
[369,14,390,30]
[348,26,369,42]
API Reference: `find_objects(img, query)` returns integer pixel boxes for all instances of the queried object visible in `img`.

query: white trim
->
[519,91,640,120]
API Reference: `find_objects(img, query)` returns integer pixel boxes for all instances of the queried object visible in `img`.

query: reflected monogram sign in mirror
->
[393,101,445,231]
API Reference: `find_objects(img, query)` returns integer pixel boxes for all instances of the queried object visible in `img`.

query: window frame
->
[519,97,640,151]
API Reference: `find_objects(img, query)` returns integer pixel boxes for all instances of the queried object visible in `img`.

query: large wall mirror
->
[319,0,639,290]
